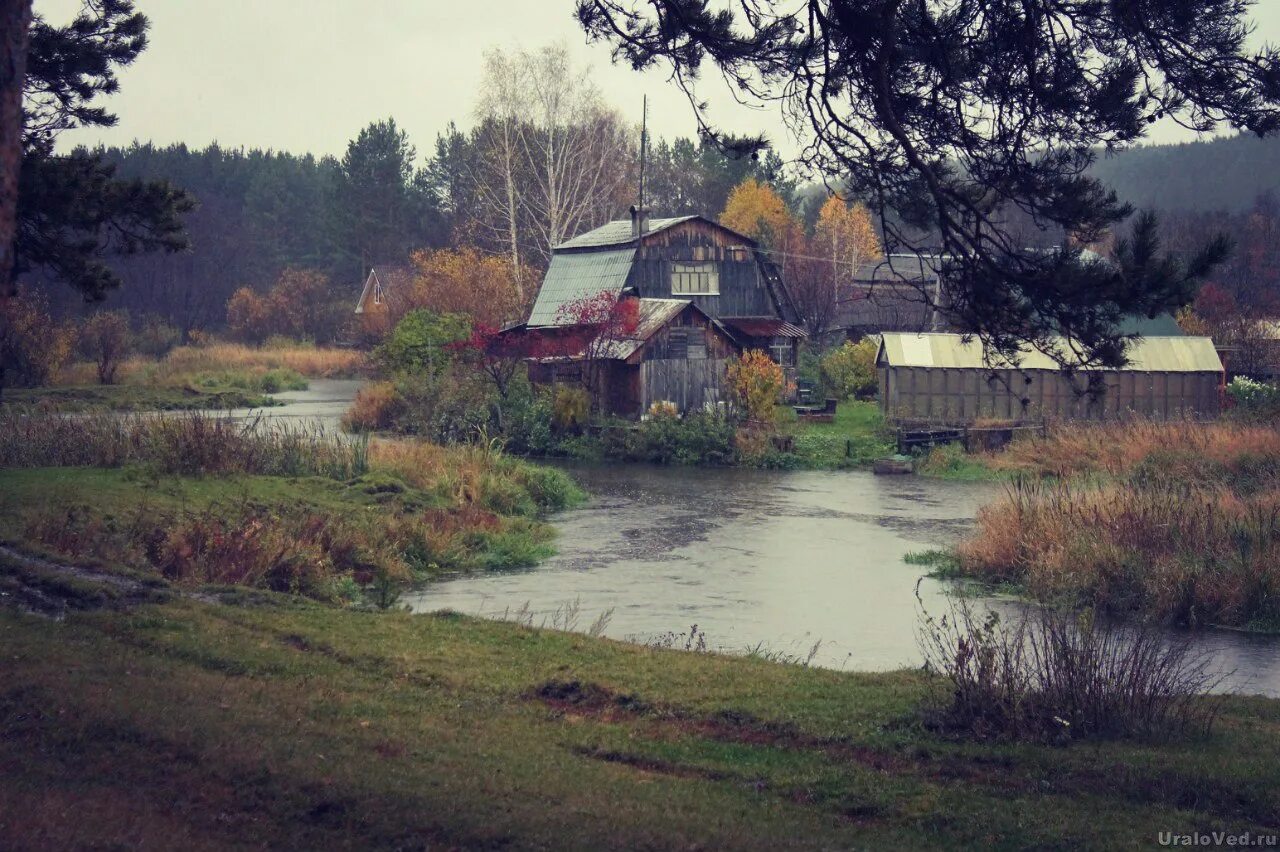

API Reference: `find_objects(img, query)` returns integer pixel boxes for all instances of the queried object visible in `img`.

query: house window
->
[670,262,719,295]
[373,283,384,305]
[769,337,795,367]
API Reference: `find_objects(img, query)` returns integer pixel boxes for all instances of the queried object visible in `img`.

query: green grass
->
[0,592,1277,849]
[0,383,278,412]
[0,465,566,585]
[787,401,896,468]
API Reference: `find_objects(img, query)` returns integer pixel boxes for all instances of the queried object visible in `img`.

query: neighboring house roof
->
[720,317,808,339]
[853,254,941,284]
[526,298,734,363]
[555,216,701,250]
[354,265,413,314]
[878,333,1223,373]
[837,283,940,333]
[1118,313,1184,337]
[526,248,636,326]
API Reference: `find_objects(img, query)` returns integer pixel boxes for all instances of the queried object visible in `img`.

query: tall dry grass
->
[156,342,367,379]
[985,420,1280,480]
[0,410,368,479]
[958,478,1280,627]
[55,341,368,387]
[368,437,583,517]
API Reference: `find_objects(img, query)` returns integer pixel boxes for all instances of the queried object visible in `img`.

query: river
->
[249,382,1280,696]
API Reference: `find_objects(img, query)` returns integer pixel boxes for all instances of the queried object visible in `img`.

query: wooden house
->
[353,265,413,337]
[523,296,741,417]
[516,208,806,417]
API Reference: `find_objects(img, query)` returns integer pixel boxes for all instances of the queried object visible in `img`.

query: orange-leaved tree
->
[720,178,801,250]
[227,268,341,343]
[406,246,530,329]
[793,195,883,337]
[726,349,785,426]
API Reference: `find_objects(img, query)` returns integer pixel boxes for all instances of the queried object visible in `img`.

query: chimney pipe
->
[630,204,650,240]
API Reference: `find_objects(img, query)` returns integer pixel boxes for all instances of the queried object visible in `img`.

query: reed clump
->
[145,341,368,380]
[957,477,1280,628]
[987,419,1280,481]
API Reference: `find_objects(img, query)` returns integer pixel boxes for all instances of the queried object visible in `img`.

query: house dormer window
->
[671,262,719,295]
[373,283,384,305]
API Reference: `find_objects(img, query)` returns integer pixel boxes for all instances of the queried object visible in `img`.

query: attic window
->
[373,283,384,306]
[671,262,719,295]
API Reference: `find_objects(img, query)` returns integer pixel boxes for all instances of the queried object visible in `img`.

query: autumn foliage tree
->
[406,246,528,328]
[79,309,131,384]
[555,290,640,411]
[227,268,343,344]
[726,349,785,426]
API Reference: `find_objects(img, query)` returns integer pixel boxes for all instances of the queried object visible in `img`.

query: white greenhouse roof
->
[878,333,1223,373]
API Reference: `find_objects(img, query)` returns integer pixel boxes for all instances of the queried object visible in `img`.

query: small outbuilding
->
[522,296,741,418]
[877,333,1225,424]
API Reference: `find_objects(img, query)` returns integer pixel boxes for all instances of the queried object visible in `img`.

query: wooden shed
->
[525,297,741,418]
[877,333,1225,424]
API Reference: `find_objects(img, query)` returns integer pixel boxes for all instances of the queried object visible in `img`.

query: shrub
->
[1226,376,1280,420]
[552,385,590,431]
[394,367,495,443]
[500,387,556,455]
[918,600,1222,741]
[376,309,472,375]
[342,381,406,432]
[79,310,133,385]
[726,350,786,425]
[133,313,181,357]
[819,338,879,400]
[0,289,73,388]
[647,400,678,419]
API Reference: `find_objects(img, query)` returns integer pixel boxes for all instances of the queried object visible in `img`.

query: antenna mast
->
[638,94,648,210]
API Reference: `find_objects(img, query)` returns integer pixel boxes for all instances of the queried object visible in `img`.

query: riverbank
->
[2,589,1278,848]
[0,412,582,605]
[4,340,368,412]
[512,400,896,470]
[920,420,1280,630]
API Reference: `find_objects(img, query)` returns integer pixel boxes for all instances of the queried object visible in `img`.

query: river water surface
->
[251,382,1280,696]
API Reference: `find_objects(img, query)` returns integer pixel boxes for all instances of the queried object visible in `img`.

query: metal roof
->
[555,216,699,250]
[526,248,636,326]
[721,317,808,338]
[878,333,1223,373]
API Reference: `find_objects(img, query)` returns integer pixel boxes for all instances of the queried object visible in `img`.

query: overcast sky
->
[36,0,1280,164]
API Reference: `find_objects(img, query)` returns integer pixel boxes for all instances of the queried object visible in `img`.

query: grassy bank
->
[500,400,895,470]
[0,412,582,602]
[7,340,368,412]
[1,593,1277,849]
[923,421,1280,630]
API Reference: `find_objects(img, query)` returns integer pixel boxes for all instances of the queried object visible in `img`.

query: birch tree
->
[475,49,527,296]
[474,45,634,290]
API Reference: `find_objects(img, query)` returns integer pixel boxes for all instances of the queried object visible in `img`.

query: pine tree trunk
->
[0,0,32,401]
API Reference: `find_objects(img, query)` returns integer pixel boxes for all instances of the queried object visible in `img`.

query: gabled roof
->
[721,317,807,339]
[527,248,636,327]
[555,216,701,250]
[878,333,1223,373]
[527,298,728,362]
[354,265,413,313]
